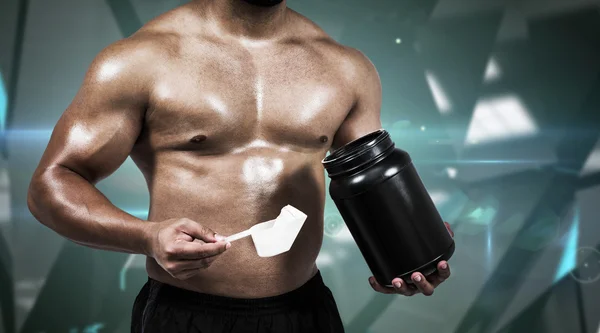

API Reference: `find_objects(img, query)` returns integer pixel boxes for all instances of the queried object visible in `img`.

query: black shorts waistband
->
[146,270,330,316]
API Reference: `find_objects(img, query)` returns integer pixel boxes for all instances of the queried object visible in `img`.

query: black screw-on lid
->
[322,129,395,178]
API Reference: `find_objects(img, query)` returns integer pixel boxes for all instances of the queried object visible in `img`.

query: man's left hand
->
[368,222,454,296]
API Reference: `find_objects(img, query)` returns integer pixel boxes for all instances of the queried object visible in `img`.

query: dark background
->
[0,0,599,332]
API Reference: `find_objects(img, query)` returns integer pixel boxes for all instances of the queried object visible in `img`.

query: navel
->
[190,135,207,143]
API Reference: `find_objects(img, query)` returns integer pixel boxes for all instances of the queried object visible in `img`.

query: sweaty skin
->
[28,0,449,298]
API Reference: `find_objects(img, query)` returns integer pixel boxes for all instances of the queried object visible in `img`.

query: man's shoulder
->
[104,32,174,59]
[288,10,373,73]
[82,30,176,94]
[104,5,198,65]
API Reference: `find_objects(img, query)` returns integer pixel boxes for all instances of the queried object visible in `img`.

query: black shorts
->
[131,270,345,333]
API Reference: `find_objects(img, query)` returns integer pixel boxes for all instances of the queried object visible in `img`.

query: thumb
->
[180,219,218,243]
[444,222,454,238]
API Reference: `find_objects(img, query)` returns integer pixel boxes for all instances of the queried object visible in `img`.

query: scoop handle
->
[224,229,252,243]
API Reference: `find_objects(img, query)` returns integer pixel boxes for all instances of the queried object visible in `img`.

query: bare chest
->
[142,42,354,153]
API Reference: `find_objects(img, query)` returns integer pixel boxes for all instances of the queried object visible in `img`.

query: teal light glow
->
[0,72,7,132]
[119,254,137,291]
[125,209,148,219]
[83,323,105,333]
[467,205,498,226]
[69,323,105,333]
[119,208,147,291]
[554,207,579,282]
[4,129,52,140]
[486,227,493,270]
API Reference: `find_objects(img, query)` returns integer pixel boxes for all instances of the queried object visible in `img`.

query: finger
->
[444,222,454,238]
[368,277,396,294]
[165,254,221,275]
[437,261,451,280]
[214,233,227,241]
[174,268,203,280]
[175,255,220,271]
[178,219,219,242]
[412,273,435,296]
[173,241,231,260]
[425,273,446,288]
[391,278,417,296]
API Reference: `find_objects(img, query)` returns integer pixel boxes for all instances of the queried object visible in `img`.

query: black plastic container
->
[322,129,454,286]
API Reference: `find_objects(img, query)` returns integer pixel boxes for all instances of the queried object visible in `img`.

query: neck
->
[198,0,288,39]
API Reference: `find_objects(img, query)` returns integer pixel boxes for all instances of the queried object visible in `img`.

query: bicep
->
[37,50,148,183]
[331,50,383,152]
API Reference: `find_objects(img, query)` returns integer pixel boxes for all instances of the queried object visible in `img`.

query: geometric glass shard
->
[466,94,538,145]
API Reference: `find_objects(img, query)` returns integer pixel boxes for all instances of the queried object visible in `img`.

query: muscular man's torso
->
[127,4,360,297]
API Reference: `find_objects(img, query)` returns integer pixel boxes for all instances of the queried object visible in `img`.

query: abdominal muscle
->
[141,147,327,298]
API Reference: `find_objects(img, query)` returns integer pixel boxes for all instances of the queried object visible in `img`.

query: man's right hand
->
[145,218,231,280]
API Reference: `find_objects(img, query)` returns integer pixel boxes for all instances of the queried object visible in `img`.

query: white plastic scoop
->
[224,205,307,257]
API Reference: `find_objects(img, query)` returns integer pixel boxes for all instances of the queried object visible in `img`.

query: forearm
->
[27,165,153,255]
